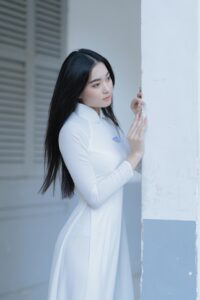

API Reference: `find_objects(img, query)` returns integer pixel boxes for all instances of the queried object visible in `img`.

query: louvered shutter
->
[33,0,67,175]
[34,66,59,165]
[0,0,67,177]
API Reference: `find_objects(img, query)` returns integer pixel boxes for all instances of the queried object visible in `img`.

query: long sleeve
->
[58,122,139,209]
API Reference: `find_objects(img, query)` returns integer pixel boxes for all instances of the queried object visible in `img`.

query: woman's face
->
[79,62,113,114]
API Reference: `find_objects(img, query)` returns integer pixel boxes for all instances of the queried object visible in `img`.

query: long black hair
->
[39,48,123,199]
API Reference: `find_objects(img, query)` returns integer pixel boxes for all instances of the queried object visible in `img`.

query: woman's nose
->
[102,82,110,93]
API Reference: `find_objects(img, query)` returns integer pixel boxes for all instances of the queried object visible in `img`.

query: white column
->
[197,0,200,298]
[141,0,198,298]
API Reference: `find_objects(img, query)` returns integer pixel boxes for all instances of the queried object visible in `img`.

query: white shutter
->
[33,0,67,174]
[34,65,59,164]
[35,1,62,58]
[0,1,27,50]
[0,0,67,177]
[0,58,26,164]
[0,0,27,176]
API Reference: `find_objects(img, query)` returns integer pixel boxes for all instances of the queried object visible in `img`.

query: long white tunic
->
[47,102,141,300]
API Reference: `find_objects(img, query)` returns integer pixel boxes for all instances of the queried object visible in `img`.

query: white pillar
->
[197,0,200,298]
[141,0,198,298]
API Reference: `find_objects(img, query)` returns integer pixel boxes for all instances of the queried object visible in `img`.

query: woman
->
[40,48,147,300]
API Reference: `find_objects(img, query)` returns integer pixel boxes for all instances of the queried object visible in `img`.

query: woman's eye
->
[92,83,100,88]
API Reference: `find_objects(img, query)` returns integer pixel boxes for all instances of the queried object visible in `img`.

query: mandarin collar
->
[75,102,104,123]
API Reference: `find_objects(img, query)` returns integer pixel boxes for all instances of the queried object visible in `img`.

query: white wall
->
[141,0,198,221]
[197,0,200,297]
[141,0,198,298]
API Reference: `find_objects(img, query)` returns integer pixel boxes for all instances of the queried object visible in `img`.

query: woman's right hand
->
[126,111,148,167]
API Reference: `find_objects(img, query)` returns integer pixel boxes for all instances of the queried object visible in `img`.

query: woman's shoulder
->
[58,112,90,145]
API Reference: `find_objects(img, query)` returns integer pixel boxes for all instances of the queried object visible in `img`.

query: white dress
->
[47,102,141,300]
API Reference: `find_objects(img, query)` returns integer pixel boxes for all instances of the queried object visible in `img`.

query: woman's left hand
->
[130,88,145,115]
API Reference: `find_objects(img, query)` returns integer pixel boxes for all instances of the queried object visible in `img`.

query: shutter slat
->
[35,120,48,127]
[36,70,58,80]
[0,1,27,50]
[0,93,25,102]
[0,6,27,22]
[0,136,25,143]
[35,85,55,94]
[1,158,24,164]
[0,1,26,14]
[0,86,26,96]
[37,1,60,14]
[0,144,24,151]
[0,70,25,81]
[0,152,24,158]
[36,38,60,52]
[0,36,25,49]
[35,91,53,99]
[0,77,26,89]
[1,28,26,43]
[35,27,59,39]
[0,21,26,36]
[35,32,61,47]
[0,99,25,109]
[36,13,61,26]
[0,128,25,137]
[35,0,62,58]
[36,5,59,19]
[35,77,56,87]
[0,59,25,71]
[36,47,60,58]
[34,65,59,163]
[0,12,26,28]
[0,58,26,165]
[0,113,25,126]
[35,104,49,111]
[0,106,25,115]
[36,19,60,33]
[8,0,26,4]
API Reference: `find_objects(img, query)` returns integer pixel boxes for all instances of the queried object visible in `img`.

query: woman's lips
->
[103,95,112,101]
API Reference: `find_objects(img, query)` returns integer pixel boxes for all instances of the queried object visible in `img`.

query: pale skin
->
[79,62,148,170]
[127,89,148,168]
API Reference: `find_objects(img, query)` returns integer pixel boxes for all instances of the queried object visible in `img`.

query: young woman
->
[40,48,147,300]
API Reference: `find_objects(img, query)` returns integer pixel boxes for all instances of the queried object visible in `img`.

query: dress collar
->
[75,102,104,123]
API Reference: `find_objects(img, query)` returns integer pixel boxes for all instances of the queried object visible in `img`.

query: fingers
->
[130,113,147,140]
[138,116,148,140]
[127,112,140,135]
[133,95,145,112]
[134,114,146,138]
[133,100,145,110]
[128,111,143,137]
[128,86,148,140]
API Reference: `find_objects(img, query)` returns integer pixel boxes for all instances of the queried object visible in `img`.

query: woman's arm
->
[58,122,139,209]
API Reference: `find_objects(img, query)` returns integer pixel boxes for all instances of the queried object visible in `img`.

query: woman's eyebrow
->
[89,71,110,84]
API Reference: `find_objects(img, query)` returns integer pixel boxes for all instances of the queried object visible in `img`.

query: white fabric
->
[47,102,141,300]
